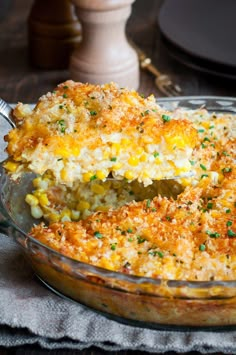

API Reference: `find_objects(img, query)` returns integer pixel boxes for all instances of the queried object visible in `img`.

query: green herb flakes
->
[228,230,236,237]
[110,157,117,162]
[200,164,207,171]
[199,244,206,251]
[137,236,146,244]
[94,231,103,239]
[162,114,171,123]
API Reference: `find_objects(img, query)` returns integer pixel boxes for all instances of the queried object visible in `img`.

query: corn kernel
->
[96,170,107,180]
[136,147,144,155]
[61,215,71,222]
[25,194,39,206]
[154,157,162,165]
[179,178,191,187]
[112,143,121,154]
[71,210,81,221]
[38,193,49,207]
[32,177,42,188]
[77,200,90,211]
[91,183,105,194]
[31,205,43,219]
[140,154,147,162]
[141,170,150,179]
[121,138,131,146]
[47,213,60,223]
[124,170,134,180]
[60,168,68,181]
[95,205,110,212]
[103,151,110,159]
[165,135,187,149]
[112,163,122,171]
[103,180,112,189]
[128,156,139,166]
[61,209,71,218]
[4,161,18,172]
[82,172,94,182]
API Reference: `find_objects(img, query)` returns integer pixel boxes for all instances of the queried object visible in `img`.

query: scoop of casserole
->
[4,81,197,186]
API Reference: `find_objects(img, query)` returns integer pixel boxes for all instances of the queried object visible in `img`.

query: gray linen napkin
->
[1,231,236,353]
[1,112,236,353]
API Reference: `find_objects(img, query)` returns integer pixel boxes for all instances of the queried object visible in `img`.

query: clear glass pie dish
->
[0,96,236,330]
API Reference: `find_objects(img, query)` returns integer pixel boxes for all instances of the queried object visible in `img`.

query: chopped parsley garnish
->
[58,119,66,133]
[90,110,97,116]
[62,93,68,98]
[110,243,117,250]
[166,216,172,221]
[90,174,97,181]
[63,85,69,89]
[199,244,206,251]
[222,167,232,173]
[200,164,207,171]
[146,199,151,208]
[207,202,213,209]
[127,228,133,233]
[227,221,233,227]
[148,250,164,258]
[110,157,117,162]
[203,137,210,142]
[201,174,208,179]
[206,230,220,238]
[141,110,150,117]
[137,235,146,244]
[59,105,64,109]
[228,230,236,237]
[198,129,205,133]
[162,114,171,123]
[94,231,103,239]
[189,160,195,166]
[153,152,159,158]
[226,209,231,214]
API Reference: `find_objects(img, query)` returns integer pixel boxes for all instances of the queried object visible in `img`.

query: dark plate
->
[158,0,236,69]
[162,35,236,81]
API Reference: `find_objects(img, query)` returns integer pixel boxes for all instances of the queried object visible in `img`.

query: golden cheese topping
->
[4,81,197,186]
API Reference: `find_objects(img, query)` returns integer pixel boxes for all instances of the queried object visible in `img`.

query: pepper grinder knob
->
[70,0,139,89]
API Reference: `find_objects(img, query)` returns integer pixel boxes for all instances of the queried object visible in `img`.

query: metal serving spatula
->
[0,98,16,128]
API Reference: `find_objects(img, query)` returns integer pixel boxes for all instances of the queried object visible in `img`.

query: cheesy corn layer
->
[4,81,197,186]
[30,166,236,281]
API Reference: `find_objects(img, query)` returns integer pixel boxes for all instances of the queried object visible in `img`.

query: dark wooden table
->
[0,0,236,354]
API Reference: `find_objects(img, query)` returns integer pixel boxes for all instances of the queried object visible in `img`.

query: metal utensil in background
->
[0,98,16,128]
[130,40,182,96]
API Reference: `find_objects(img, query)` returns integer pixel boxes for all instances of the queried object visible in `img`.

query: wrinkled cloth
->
[1,236,236,353]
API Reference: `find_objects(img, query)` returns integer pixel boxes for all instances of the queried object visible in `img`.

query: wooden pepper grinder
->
[70,0,139,89]
[28,0,82,69]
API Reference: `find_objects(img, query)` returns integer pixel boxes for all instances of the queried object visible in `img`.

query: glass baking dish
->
[1,96,236,330]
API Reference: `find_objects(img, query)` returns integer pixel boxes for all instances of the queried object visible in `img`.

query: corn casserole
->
[3,82,236,283]
[4,81,197,186]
